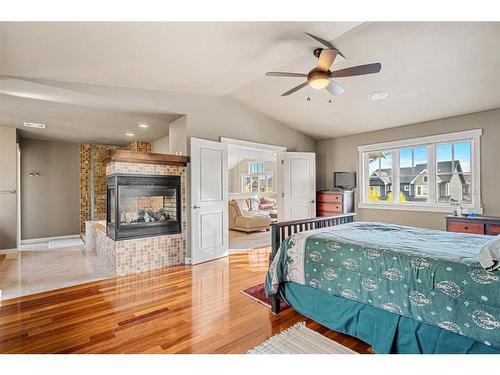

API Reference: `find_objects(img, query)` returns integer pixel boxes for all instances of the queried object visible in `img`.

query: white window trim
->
[358,129,482,213]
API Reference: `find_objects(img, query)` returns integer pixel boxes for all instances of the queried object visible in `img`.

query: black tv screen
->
[334,172,356,189]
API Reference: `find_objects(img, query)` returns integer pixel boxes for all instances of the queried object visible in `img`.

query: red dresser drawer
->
[317,203,343,214]
[448,220,485,235]
[488,224,500,236]
[317,193,343,203]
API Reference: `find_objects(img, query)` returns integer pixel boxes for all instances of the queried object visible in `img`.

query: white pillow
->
[249,197,260,211]
[479,235,500,271]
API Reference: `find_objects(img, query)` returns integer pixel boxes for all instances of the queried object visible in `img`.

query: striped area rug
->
[247,322,358,354]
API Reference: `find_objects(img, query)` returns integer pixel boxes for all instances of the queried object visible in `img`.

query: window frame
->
[358,129,482,213]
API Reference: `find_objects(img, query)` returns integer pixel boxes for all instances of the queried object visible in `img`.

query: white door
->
[190,137,228,264]
[280,152,316,221]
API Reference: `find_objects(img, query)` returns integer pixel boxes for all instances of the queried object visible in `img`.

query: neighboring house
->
[369,170,392,200]
[369,161,469,202]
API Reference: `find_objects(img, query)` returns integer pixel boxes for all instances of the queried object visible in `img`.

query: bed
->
[265,216,499,354]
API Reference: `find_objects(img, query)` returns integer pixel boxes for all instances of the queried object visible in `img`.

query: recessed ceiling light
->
[138,123,149,128]
[125,132,135,137]
[24,122,46,129]
[369,90,389,101]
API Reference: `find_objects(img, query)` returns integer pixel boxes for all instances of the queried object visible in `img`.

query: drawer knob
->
[464,226,468,230]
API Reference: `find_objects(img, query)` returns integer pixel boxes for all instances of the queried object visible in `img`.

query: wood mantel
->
[104,149,189,166]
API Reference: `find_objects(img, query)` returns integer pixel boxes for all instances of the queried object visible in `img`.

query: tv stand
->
[317,190,355,216]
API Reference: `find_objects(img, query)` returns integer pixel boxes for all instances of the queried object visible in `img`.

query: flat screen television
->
[334,172,356,189]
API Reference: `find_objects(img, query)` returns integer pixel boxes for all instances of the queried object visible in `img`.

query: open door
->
[190,137,228,264]
[280,152,316,221]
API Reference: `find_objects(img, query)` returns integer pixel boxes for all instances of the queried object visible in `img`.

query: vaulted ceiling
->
[0,22,499,142]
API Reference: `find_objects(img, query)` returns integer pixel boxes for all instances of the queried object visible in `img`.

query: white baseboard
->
[0,248,18,254]
[20,234,81,245]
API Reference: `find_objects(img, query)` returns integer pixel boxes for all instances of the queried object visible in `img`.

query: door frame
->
[16,143,21,248]
[220,137,286,220]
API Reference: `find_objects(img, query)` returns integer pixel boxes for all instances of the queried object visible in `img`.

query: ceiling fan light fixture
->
[308,75,330,90]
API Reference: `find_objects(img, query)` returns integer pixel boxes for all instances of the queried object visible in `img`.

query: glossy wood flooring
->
[0,248,371,354]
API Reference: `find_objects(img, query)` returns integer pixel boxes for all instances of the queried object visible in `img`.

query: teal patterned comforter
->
[265,222,500,348]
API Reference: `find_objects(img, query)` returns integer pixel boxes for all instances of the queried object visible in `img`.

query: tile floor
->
[0,238,114,300]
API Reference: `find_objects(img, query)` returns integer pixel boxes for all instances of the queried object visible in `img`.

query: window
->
[399,146,428,202]
[358,130,482,213]
[249,161,265,174]
[241,161,274,193]
[368,151,392,202]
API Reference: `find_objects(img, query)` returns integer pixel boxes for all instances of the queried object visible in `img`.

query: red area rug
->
[241,283,289,311]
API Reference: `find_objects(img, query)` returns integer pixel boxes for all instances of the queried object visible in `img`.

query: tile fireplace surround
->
[85,151,188,276]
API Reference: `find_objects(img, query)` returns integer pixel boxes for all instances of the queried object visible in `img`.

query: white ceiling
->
[0,22,499,142]
[0,88,180,144]
[227,144,276,169]
[0,22,359,96]
[231,22,500,139]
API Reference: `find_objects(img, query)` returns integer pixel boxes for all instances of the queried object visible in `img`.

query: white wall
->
[168,116,187,155]
[152,135,169,154]
[32,81,316,153]
[316,109,500,231]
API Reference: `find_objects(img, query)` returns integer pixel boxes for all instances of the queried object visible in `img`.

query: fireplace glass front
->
[106,174,181,240]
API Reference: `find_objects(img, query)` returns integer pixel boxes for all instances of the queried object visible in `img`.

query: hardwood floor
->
[0,248,371,354]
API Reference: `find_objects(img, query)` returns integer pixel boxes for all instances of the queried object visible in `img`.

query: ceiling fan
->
[266,33,382,96]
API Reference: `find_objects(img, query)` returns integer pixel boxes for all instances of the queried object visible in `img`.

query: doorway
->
[224,139,284,252]
[190,136,316,264]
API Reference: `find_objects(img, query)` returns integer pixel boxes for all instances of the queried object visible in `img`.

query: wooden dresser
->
[316,190,355,217]
[445,215,500,236]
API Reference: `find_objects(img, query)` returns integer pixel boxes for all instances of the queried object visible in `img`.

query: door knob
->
[0,189,16,194]
[193,205,201,209]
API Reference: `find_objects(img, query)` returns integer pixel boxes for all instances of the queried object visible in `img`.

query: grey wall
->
[152,135,169,154]
[0,127,18,249]
[20,138,80,239]
[316,109,500,231]
[169,116,187,155]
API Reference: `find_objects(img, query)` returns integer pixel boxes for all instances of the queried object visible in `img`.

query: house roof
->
[371,161,466,185]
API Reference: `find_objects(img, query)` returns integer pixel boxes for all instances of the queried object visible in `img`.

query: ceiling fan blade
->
[266,72,308,78]
[305,33,346,59]
[317,49,338,71]
[330,63,382,78]
[281,82,308,96]
[325,80,344,96]
[305,32,334,48]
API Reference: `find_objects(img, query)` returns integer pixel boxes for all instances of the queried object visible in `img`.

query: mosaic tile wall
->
[124,141,152,153]
[85,221,116,273]
[79,142,152,233]
[85,161,187,276]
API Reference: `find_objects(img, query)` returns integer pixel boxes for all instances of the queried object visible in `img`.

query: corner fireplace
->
[106,174,181,240]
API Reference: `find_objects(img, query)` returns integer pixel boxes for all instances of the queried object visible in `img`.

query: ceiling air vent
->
[24,122,46,129]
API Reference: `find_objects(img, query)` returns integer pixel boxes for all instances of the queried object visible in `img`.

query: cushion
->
[235,213,271,229]
[479,234,500,271]
[248,197,260,211]
[259,196,277,211]
[233,198,250,212]
[229,200,243,216]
